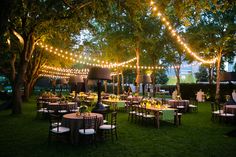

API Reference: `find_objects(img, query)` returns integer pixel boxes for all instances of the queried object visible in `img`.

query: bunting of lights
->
[39,74,70,79]
[40,65,89,79]
[36,42,136,68]
[149,0,217,64]
[42,65,89,74]
[115,61,201,70]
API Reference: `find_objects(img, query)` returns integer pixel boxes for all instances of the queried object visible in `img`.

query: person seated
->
[196,89,205,102]
[232,90,236,103]
[172,89,178,100]
[224,95,236,105]
[127,86,132,96]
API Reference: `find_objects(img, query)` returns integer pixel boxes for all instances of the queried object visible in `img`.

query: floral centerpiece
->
[41,91,55,98]
[109,94,118,100]
[76,105,91,116]
[60,95,66,102]
[79,105,89,113]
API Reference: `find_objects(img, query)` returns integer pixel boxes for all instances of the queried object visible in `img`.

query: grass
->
[0,98,236,157]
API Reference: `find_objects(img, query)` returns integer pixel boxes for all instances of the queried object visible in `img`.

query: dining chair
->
[176,101,185,113]
[210,102,223,121]
[127,104,136,122]
[78,115,97,145]
[36,100,47,118]
[134,105,144,124]
[48,113,70,144]
[189,99,198,112]
[99,111,118,142]
[142,105,155,126]
[218,105,235,123]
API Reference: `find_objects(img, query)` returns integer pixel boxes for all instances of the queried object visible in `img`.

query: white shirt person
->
[196,89,205,102]
[232,90,236,103]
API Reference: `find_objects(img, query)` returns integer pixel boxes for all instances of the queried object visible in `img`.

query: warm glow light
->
[38,42,137,68]
[149,0,217,64]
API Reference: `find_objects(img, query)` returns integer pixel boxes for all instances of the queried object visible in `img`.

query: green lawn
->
[0,98,236,157]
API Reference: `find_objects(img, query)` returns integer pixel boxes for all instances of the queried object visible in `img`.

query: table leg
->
[155,111,160,129]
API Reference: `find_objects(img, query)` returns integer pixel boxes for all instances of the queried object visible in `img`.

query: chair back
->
[49,113,62,131]
[111,112,117,128]
[210,102,215,112]
[82,115,97,133]
[211,101,222,112]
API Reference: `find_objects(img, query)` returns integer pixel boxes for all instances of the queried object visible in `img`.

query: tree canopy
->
[0,0,235,114]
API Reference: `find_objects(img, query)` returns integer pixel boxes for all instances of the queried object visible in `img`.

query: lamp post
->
[87,67,111,112]
[69,75,84,98]
[143,75,152,97]
[50,79,56,94]
[136,74,152,97]
[135,74,143,95]
[57,78,67,97]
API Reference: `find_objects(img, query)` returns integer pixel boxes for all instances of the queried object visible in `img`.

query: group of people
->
[171,89,205,101]
[171,88,236,104]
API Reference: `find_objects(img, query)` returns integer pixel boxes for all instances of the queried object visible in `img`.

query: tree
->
[156,70,168,85]
[186,6,236,102]
[195,66,208,82]
[0,0,119,114]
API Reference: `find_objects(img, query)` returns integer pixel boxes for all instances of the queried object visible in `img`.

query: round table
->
[47,102,77,112]
[62,113,103,144]
[225,105,236,114]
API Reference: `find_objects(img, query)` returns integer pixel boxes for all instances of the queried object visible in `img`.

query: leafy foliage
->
[195,66,209,82]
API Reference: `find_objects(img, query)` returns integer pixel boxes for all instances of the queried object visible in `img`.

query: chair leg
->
[115,129,118,140]
[48,132,51,144]
[111,129,114,142]
[178,115,181,125]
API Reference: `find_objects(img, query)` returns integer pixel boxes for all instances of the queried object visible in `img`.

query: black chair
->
[189,99,198,112]
[210,102,222,121]
[36,100,47,118]
[48,113,70,143]
[127,104,136,122]
[99,111,118,142]
[218,105,235,123]
[142,105,155,126]
[78,115,97,145]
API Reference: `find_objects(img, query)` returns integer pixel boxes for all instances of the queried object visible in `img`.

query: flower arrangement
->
[41,91,55,98]
[60,96,66,101]
[109,94,118,100]
[79,105,89,113]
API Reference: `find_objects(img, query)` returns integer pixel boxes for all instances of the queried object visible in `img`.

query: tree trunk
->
[135,42,140,94]
[151,72,156,97]
[23,83,30,102]
[112,75,115,94]
[12,83,22,114]
[208,66,214,84]
[117,71,120,95]
[175,67,181,96]
[11,31,36,114]
[104,80,107,93]
[215,50,222,103]
[11,61,28,114]
[23,77,37,101]
[121,71,124,93]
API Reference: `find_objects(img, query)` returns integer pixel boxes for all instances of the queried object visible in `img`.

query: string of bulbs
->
[149,0,217,64]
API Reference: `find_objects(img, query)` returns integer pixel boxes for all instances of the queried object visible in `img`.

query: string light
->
[42,65,89,74]
[37,42,137,68]
[119,62,201,70]
[39,74,70,79]
[149,1,217,64]
[40,61,201,80]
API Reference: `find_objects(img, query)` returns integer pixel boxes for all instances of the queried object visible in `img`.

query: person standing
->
[232,90,236,103]
[196,89,205,102]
